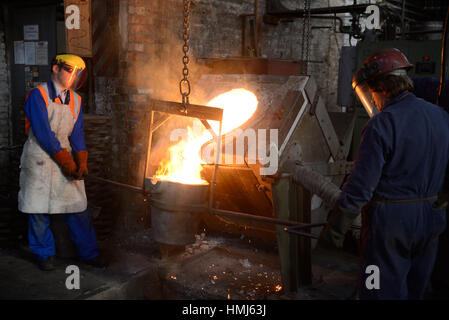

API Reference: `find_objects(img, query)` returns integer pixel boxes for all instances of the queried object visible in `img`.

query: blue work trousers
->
[28,208,99,262]
[359,200,446,299]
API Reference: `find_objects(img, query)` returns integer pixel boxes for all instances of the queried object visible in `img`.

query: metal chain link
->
[300,0,311,74]
[300,0,307,62]
[305,0,311,74]
[179,0,191,112]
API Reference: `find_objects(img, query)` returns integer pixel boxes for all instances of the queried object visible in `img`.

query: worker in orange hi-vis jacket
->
[19,54,106,271]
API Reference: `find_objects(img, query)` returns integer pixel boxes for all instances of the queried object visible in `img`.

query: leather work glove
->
[434,167,449,210]
[317,204,360,250]
[74,150,88,180]
[433,191,449,210]
[52,149,77,178]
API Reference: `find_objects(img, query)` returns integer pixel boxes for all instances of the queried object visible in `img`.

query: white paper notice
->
[35,41,48,65]
[14,41,25,64]
[24,25,39,41]
[24,42,36,65]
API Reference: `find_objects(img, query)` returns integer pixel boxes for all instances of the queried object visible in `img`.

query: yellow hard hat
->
[55,54,86,70]
[53,54,88,90]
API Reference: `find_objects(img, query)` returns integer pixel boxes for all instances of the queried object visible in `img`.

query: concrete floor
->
[0,229,360,300]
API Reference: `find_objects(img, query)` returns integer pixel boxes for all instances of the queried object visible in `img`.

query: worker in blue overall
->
[319,48,449,299]
[18,54,106,271]
[412,76,449,298]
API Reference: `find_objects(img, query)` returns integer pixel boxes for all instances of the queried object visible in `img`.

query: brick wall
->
[110,0,353,176]
[93,0,357,231]
[110,0,353,112]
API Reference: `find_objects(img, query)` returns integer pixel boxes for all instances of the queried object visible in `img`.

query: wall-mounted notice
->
[24,25,39,41]
[35,41,49,65]
[24,42,36,65]
[14,41,25,64]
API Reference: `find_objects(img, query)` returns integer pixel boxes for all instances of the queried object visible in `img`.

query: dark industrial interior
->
[0,0,449,301]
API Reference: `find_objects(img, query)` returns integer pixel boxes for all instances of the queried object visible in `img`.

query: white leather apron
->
[18,89,87,214]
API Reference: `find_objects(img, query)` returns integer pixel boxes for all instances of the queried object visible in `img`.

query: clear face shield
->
[353,81,379,118]
[61,64,88,91]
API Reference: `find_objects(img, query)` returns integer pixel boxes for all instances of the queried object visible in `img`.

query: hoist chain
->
[301,0,311,74]
[305,0,311,73]
[179,0,191,112]
[301,0,307,62]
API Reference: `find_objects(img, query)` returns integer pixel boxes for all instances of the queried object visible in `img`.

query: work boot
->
[39,256,55,271]
[84,255,107,268]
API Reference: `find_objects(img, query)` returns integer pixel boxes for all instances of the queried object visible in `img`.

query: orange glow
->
[206,89,258,135]
[154,88,258,185]
[154,126,209,185]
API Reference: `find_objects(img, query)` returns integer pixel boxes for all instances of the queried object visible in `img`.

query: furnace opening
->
[152,88,258,185]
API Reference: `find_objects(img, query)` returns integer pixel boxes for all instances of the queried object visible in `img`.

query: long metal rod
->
[87,176,144,193]
[401,0,406,40]
[254,0,259,57]
[285,229,319,239]
[209,120,223,212]
[438,5,449,106]
[150,99,223,121]
[287,222,328,230]
[143,110,155,187]
[200,119,218,139]
[264,14,344,33]
[267,4,369,16]
[211,208,319,228]
[211,208,320,239]
[151,114,172,133]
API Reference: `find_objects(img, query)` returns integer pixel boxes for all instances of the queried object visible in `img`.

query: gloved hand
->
[74,150,88,180]
[317,204,360,250]
[433,188,449,210]
[52,149,77,178]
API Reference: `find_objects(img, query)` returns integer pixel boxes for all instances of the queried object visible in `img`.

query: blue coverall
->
[413,77,449,297]
[339,92,449,299]
[24,80,99,262]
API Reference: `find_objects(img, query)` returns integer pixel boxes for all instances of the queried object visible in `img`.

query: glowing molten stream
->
[154,126,209,185]
[154,88,258,185]
[207,89,258,135]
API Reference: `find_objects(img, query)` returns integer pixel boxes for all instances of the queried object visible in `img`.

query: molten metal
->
[154,88,258,185]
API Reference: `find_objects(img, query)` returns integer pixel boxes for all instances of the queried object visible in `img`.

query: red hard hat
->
[352,48,413,89]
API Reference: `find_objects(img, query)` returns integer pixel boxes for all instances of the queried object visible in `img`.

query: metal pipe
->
[143,110,155,188]
[267,3,369,16]
[438,5,449,106]
[87,175,144,193]
[151,115,172,133]
[397,29,443,36]
[282,161,342,208]
[384,1,429,19]
[264,14,344,34]
[284,229,319,239]
[200,119,217,139]
[401,0,406,40]
[208,120,222,213]
[241,15,247,56]
[212,208,317,228]
[254,0,260,57]
[287,222,328,230]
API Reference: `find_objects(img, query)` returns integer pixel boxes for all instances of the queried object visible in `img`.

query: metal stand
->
[142,99,223,194]
[272,174,316,292]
